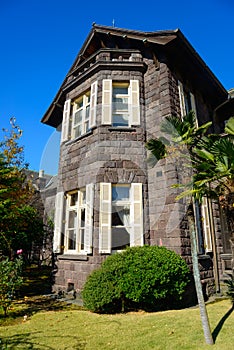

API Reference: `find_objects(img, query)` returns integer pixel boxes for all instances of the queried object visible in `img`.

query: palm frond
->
[146,138,166,166]
[225,116,234,135]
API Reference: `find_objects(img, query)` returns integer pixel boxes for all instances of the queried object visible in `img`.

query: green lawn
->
[0,299,233,350]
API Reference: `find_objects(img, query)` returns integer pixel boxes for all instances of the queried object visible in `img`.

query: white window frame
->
[72,92,91,139]
[64,184,93,254]
[53,192,65,253]
[178,80,198,126]
[112,83,130,127]
[99,182,143,254]
[111,184,131,252]
[102,79,140,126]
[68,81,97,140]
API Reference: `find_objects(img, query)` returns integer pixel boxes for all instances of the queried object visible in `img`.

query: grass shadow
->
[19,265,53,297]
[212,305,233,342]
[0,331,86,349]
[0,296,83,326]
[0,265,83,325]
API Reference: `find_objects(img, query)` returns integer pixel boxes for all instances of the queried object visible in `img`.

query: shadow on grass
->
[0,265,83,325]
[0,295,83,325]
[0,331,86,349]
[19,265,53,297]
[212,305,233,342]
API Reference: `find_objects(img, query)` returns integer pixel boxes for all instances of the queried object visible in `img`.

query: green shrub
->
[0,256,23,317]
[82,246,190,313]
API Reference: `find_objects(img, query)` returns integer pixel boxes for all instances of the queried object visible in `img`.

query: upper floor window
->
[102,79,140,127]
[61,81,97,143]
[112,84,129,126]
[72,92,91,138]
[178,80,197,125]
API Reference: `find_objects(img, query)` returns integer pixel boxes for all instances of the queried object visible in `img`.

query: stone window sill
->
[198,254,212,260]
[58,254,88,261]
[108,127,136,132]
[65,128,96,145]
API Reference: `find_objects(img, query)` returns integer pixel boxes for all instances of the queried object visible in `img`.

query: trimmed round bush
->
[82,246,190,313]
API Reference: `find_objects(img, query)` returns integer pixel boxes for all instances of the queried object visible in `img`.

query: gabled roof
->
[41,24,228,127]
[68,24,178,73]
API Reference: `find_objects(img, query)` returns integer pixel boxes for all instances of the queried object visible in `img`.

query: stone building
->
[41,24,232,296]
[26,169,57,264]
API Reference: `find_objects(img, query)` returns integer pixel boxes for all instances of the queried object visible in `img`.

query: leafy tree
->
[0,255,23,317]
[0,118,44,258]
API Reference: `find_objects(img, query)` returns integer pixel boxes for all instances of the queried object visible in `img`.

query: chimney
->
[39,169,45,178]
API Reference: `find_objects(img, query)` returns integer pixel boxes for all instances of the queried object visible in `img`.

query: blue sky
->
[0,0,233,175]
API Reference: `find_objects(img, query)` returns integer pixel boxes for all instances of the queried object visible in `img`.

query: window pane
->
[76,99,83,109]
[112,205,130,226]
[112,185,130,201]
[68,230,76,250]
[74,125,82,138]
[84,121,89,133]
[81,208,85,227]
[113,87,128,95]
[85,105,90,119]
[112,99,128,112]
[68,210,77,228]
[86,94,90,103]
[70,193,78,206]
[184,91,192,114]
[74,110,82,124]
[112,227,130,251]
[113,114,129,127]
[81,189,86,204]
[80,228,85,250]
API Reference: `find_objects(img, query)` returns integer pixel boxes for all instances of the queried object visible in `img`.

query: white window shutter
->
[201,197,212,252]
[130,183,144,247]
[178,80,186,119]
[190,92,198,128]
[102,79,112,124]
[61,99,71,143]
[99,183,112,253]
[53,192,64,253]
[84,183,94,254]
[129,80,140,125]
[90,81,98,128]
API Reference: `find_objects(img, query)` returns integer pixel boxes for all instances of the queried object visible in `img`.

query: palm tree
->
[146,111,214,345]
